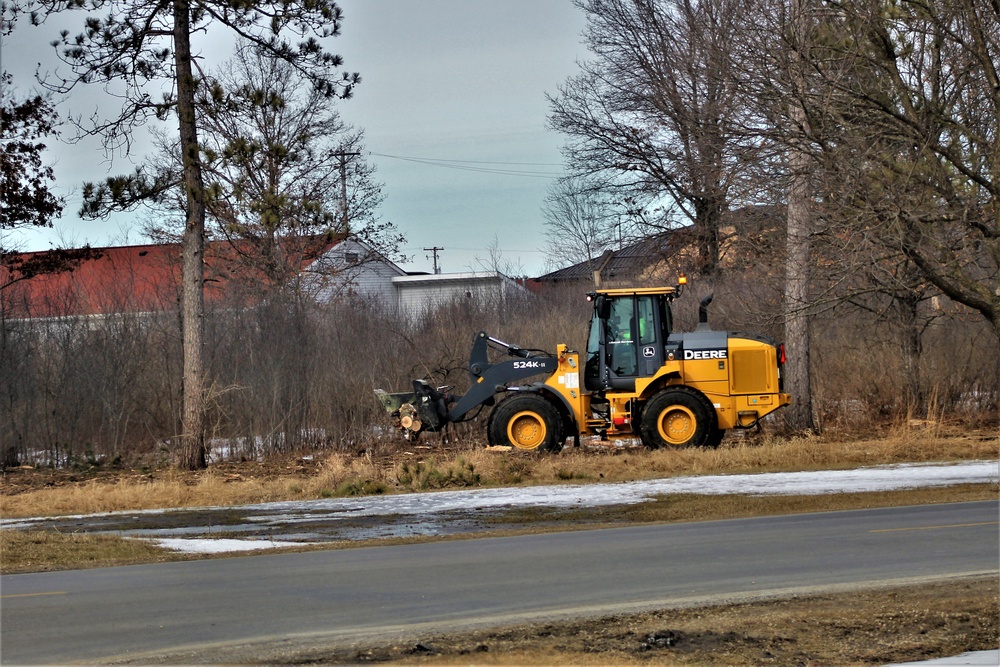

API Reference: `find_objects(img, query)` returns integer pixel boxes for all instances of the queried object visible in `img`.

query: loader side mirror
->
[595,295,611,320]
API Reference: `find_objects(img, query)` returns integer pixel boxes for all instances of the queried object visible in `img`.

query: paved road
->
[2,501,997,664]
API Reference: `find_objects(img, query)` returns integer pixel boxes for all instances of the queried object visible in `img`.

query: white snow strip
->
[242,460,1000,523]
[150,538,311,553]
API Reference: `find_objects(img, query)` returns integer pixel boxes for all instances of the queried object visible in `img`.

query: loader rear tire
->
[640,387,715,449]
[488,394,563,452]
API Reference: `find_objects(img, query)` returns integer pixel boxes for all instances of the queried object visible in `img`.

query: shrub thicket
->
[1,273,996,467]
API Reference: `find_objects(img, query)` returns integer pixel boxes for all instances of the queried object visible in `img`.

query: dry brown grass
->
[1,427,996,520]
[0,453,387,518]
[0,530,183,572]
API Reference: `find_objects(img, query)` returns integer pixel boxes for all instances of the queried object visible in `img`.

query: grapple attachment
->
[374,380,452,437]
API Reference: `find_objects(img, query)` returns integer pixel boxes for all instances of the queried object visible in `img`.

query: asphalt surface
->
[1,500,998,664]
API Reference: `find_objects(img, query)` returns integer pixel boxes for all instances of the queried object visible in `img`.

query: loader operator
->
[608,307,638,376]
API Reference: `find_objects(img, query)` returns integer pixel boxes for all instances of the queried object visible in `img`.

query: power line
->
[380,155,565,167]
[370,152,565,179]
[404,245,547,254]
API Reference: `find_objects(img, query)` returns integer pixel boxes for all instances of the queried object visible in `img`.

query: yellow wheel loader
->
[377,284,791,450]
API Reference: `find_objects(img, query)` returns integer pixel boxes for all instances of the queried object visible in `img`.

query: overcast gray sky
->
[2,0,588,276]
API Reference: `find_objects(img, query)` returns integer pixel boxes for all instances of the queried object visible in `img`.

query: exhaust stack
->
[697,293,714,331]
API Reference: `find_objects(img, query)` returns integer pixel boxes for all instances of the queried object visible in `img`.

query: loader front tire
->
[640,387,715,449]
[488,394,563,452]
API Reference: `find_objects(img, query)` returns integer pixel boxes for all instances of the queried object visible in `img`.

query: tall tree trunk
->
[899,290,924,416]
[784,150,814,431]
[174,0,207,469]
[695,196,723,276]
[783,0,815,432]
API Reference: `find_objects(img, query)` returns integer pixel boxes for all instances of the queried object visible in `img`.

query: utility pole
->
[335,150,361,233]
[423,246,444,274]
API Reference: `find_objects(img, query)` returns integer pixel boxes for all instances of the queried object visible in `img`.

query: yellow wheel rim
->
[507,410,547,450]
[657,405,697,446]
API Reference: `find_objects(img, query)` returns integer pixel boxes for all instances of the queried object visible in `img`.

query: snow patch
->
[150,538,312,553]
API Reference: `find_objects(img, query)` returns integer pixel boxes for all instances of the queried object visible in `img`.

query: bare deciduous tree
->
[548,0,763,275]
[789,0,999,337]
[542,176,617,270]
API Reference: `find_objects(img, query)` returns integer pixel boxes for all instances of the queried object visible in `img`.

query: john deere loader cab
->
[585,288,674,393]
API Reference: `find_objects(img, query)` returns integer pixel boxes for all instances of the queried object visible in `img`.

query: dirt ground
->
[275,578,998,666]
[117,576,997,665]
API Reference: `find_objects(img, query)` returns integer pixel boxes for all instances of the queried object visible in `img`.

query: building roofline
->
[391,271,511,285]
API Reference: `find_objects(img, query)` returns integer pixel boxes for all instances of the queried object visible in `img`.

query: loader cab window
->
[607,298,637,377]
[585,293,668,392]
[637,296,656,345]
[660,297,673,337]
[584,310,602,390]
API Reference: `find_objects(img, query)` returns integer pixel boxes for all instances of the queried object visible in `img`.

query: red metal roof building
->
[1,236,338,320]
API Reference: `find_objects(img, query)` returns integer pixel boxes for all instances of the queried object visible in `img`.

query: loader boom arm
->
[447,331,558,421]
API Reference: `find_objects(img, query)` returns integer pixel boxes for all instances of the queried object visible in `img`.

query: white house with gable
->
[305,239,528,317]
[391,271,526,319]
[306,237,408,305]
